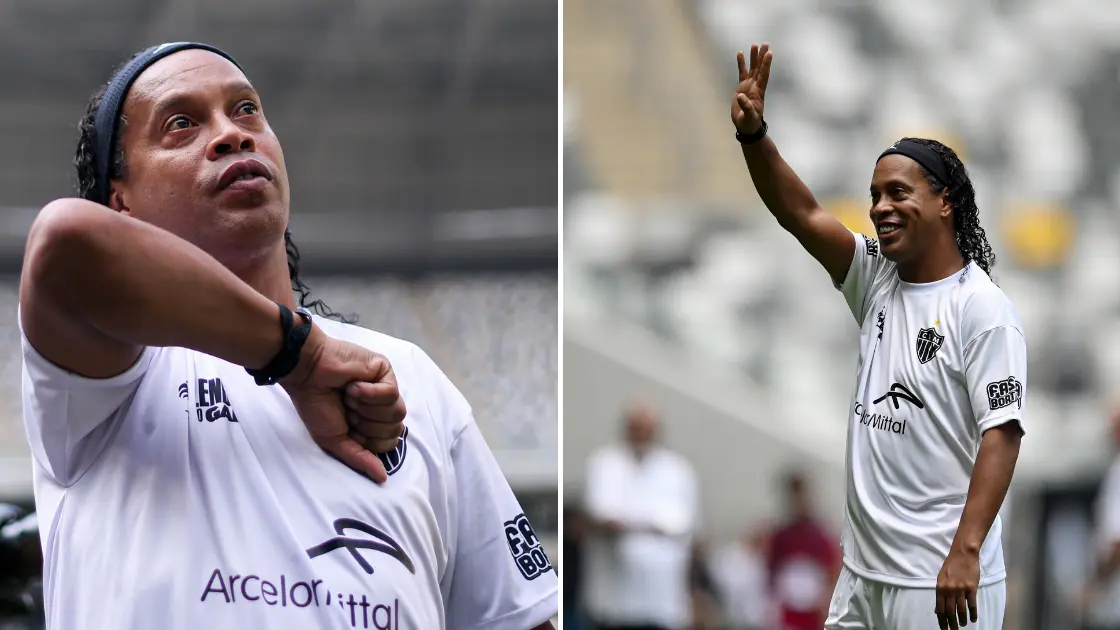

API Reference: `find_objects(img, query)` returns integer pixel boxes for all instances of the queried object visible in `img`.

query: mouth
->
[876,220,903,239]
[217,159,272,191]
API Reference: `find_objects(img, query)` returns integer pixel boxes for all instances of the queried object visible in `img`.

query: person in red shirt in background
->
[767,470,841,630]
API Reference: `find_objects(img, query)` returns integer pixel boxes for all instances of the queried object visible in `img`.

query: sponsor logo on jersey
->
[306,518,415,575]
[872,383,925,410]
[875,308,886,340]
[986,376,1022,410]
[853,402,907,435]
[377,427,408,476]
[863,235,879,257]
[505,513,553,580]
[200,567,404,628]
[915,327,945,364]
[183,377,239,423]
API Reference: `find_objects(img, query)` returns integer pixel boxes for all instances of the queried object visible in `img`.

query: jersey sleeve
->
[962,325,1027,434]
[19,308,155,485]
[835,230,895,326]
[418,351,558,630]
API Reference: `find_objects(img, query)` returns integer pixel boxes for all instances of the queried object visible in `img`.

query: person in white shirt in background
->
[581,403,699,630]
[1082,407,1120,630]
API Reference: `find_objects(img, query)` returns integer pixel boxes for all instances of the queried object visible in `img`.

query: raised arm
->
[732,44,855,286]
[20,197,404,481]
[21,198,283,378]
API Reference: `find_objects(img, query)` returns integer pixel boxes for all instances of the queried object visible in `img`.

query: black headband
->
[877,140,949,186]
[91,42,244,205]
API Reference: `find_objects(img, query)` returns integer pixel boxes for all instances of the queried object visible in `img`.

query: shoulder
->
[957,267,1024,345]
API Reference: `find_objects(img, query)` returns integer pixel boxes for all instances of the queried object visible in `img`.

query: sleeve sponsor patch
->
[986,376,1022,410]
[863,235,879,257]
[503,513,553,580]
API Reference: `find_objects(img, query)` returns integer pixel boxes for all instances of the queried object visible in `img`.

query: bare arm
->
[530,623,554,630]
[733,45,855,286]
[21,198,284,378]
[952,422,1022,555]
[936,422,1022,627]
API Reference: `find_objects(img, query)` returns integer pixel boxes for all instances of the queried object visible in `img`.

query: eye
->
[236,101,259,116]
[165,115,194,132]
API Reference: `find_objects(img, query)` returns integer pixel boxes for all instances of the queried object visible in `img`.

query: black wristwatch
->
[735,118,768,145]
[246,303,313,385]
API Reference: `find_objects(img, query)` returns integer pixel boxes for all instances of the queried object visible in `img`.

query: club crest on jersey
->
[915,327,944,364]
[377,427,408,476]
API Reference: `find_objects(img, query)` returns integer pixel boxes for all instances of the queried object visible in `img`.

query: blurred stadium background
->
[0,0,558,626]
[564,1,1119,629]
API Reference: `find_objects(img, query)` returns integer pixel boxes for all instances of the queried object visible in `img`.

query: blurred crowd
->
[563,403,1120,630]
[564,403,842,630]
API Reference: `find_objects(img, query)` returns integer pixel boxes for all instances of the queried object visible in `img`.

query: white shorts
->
[825,566,1006,630]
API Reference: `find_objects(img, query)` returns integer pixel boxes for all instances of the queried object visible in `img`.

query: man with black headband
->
[19,42,557,629]
[730,44,1024,630]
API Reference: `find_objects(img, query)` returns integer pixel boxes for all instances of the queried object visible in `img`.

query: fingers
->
[321,435,388,484]
[347,411,404,448]
[344,388,406,424]
[956,592,969,627]
[361,352,395,385]
[759,46,773,91]
[935,592,948,630]
[348,429,398,455]
[748,44,758,77]
[737,50,749,82]
[968,590,978,623]
[345,380,401,406]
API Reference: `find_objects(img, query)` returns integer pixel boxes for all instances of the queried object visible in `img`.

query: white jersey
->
[836,231,1027,587]
[19,312,558,630]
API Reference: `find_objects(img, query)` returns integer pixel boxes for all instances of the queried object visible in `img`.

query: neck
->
[896,236,965,284]
[224,241,296,308]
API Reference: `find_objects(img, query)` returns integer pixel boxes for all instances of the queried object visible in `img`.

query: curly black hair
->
[74,51,355,323]
[899,137,996,277]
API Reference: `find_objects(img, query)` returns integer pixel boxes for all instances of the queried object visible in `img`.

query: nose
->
[205,114,255,160]
[870,197,893,220]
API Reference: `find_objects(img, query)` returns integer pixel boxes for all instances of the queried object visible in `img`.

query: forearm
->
[740,136,822,230]
[952,423,1022,554]
[24,199,282,369]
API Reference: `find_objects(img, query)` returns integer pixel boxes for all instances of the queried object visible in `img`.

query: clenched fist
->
[280,324,406,483]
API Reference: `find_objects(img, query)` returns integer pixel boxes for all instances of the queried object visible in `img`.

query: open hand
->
[936,547,980,629]
[732,43,773,135]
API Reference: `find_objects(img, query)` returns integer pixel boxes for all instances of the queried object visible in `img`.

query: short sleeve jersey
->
[20,313,558,630]
[836,231,1027,587]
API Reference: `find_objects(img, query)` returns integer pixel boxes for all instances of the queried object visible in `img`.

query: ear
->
[939,190,953,220]
[108,184,131,216]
